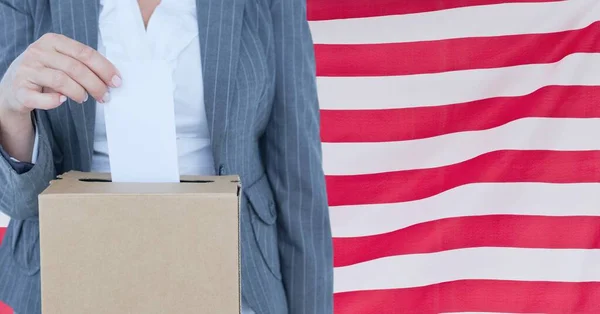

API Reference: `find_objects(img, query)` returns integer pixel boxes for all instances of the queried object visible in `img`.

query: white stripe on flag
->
[334,247,600,293]
[323,118,600,175]
[0,213,9,228]
[317,53,600,110]
[329,183,600,237]
[309,0,600,44]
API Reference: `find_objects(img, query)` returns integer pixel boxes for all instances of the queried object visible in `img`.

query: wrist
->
[0,88,32,132]
[0,99,35,162]
[0,98,34,151]
[0,65,36,162]
[0,109,32,140]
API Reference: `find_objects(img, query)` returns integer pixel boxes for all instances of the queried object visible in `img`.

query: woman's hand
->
[0,32,120,115]
[0,32,120,162]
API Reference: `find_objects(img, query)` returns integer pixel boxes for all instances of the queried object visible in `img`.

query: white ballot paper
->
[103,60,180,183]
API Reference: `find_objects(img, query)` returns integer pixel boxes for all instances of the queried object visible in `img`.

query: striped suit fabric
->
[0,0,333,313]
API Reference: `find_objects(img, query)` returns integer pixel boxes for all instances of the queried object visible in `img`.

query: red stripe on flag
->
[0,224,10,314]
[326,150,600,206]
[0,302,12,314]
[320,85,600,143]
[334,280,600,314]
[307,0,562,21]
[315,21,600,77]
[0,228,11,314]
[333,215,600,267]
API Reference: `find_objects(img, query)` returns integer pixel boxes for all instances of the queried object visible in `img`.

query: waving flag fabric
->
[309,0,600,313]
[0,214,8,314]
[2,1,600,313]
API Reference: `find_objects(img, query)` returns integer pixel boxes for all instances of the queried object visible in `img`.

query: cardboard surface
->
[39,171,241,314]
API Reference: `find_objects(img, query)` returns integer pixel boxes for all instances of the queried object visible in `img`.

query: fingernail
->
[83,93,89,102]
[111,75,122,88]
[102,92,111,103]
[59,95,67,103]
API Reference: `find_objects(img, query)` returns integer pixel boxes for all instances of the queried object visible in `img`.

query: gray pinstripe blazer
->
[0,0,333,313]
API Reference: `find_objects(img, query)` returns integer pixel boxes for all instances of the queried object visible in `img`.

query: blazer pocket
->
[244,173,282,279]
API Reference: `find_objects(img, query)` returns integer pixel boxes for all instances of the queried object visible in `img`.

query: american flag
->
[311,0,600,313]
[2,0,600,313]
[0,213,8,314]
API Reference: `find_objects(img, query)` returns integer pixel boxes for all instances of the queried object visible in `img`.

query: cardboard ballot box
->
[38,171,241,314]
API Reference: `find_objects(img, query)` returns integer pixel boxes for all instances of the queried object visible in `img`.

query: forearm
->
[0,99,35,162]
[267,0,334,311]
[0,58,35,160]
[277,190,334,314]
[265,151,333,313]
[0,110,55,220]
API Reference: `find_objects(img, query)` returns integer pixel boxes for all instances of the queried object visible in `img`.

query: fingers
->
[43,33,121,88]
[5,33,120,113]
[15,87,67,111]
[39,50,110,103]
[26,67,88,104]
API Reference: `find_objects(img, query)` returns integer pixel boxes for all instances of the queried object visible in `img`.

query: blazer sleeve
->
[0,0,57,220]
[263,0,334,313]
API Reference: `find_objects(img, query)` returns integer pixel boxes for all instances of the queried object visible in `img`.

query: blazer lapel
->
[196,0,246,170]
[49,0,99,170]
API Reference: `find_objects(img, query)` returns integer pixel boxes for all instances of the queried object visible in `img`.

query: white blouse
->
[93,0,215,177]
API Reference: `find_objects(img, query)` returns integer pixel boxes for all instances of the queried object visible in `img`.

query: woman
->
[0,0,333,313]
